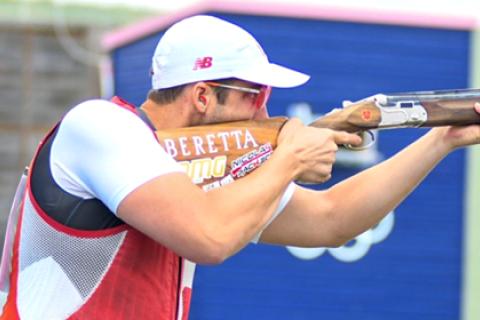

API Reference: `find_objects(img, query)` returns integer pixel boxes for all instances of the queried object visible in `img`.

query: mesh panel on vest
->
[17,193,127,319]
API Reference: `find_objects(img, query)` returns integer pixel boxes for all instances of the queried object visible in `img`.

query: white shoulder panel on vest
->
[50,99,185,214]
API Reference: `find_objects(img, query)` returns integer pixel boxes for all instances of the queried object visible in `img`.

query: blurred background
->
[1,0,479,319]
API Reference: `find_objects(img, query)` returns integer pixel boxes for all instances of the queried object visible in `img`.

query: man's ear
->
[191,82,214,113]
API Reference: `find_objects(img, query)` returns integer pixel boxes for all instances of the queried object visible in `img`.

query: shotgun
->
[155,88,480,189]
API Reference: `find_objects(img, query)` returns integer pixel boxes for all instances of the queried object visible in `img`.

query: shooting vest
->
[0,97,195,320]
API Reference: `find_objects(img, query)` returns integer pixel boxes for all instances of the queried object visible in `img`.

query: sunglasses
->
[205,82,271,109]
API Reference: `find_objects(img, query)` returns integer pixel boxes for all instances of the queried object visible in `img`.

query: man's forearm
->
[203,144,297,258]
[324,128,451,244]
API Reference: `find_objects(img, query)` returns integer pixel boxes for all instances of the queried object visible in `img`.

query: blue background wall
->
[111,12,470,320]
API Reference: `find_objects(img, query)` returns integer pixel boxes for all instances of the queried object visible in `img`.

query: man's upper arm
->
[258,185,337,247]
[250,182,296,243]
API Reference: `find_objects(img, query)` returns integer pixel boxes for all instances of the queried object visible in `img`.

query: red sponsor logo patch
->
[193,57,213,70]
[362,109,372,121]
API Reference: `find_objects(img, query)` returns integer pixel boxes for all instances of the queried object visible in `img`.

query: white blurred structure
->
[53,0,480,20]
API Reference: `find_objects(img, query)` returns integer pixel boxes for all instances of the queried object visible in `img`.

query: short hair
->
[147,85,186,105]
[147,78,237,105]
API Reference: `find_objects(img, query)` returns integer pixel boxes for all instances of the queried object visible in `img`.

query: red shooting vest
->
[0,97,194,320]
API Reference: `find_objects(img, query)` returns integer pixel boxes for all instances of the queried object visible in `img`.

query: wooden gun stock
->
[155,117,287,161]
[309,100,382,132]
[156,117,287,188]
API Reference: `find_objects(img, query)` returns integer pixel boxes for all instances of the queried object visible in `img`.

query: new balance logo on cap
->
[193,57,213,70]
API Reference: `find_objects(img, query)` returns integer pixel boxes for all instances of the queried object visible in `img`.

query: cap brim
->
[234,63,310,88]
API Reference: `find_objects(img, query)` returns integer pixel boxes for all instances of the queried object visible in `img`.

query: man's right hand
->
[277,118,362,184]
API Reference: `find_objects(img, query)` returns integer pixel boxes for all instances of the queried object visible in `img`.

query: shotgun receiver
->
[155,88,480,189]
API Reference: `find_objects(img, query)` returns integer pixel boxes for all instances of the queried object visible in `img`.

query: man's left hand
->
[433,102,480,151]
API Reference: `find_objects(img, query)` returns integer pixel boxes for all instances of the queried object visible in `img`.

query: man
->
[1,15,479,320]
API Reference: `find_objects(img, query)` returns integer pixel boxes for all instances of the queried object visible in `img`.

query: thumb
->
[278,118,303,144]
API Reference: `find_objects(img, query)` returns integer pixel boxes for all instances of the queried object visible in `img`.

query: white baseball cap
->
[151,15,310,89]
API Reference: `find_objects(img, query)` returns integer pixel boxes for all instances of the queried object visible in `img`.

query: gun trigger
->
[344,130,375,151]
